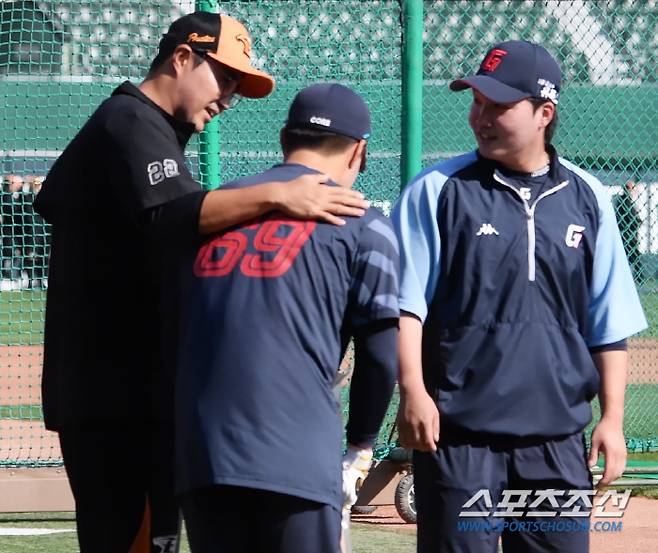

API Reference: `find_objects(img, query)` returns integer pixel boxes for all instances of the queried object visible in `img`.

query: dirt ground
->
[0,346,43,406]
[1,346,657,550]
[353,497,658,551]
[1,338,656,405]
[627,338,658,384]
[2,338,655,405]
[1,340,656,464]
[0,419,60,464]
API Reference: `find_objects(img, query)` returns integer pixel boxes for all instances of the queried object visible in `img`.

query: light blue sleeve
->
[391,155,475,322]
[561,159,648,345]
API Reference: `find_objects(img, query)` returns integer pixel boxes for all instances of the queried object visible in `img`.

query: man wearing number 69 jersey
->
[35,11,371,553]
[175,83,399,553]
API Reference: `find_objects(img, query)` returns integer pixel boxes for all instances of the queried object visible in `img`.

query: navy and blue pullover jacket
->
[392,148,647,437]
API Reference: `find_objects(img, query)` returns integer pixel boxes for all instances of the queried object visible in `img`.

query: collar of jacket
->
[112,81,196,149]
[476,144,569,185]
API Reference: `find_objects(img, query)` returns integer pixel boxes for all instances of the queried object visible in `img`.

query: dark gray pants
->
[415,429,592,553]
[181,485,341,553]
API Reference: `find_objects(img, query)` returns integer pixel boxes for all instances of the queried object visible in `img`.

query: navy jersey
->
[392,149,647,437]
[175,163,399,510]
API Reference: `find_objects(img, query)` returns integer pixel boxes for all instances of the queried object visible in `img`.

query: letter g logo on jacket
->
[565,224,585,248]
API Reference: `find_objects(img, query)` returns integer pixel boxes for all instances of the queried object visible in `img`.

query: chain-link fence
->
[0,0,656,469]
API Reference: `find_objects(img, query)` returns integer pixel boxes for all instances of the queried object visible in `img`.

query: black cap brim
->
[450,75,531,104]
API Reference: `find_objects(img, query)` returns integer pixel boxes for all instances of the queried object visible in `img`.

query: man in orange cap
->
[142,12,276,133]
[34,11,368,553]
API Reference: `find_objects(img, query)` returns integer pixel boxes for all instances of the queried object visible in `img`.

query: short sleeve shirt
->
[175,163,400,510]
[34,82,205,430]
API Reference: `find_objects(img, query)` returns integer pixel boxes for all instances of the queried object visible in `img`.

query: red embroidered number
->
[242,220,315,277]
[194,218,316,278]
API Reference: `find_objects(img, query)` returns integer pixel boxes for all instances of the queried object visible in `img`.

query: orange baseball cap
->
[157,11,275,98]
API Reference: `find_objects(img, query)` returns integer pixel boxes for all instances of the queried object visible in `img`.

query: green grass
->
[1,282,654,344]
[0,513,415,553]
[0,513,77,553]
[0,260,656,344]
[352,524,416,552]
[0,290,46,346]
[631,487,658,499]
[628,452,658,462]
[625,452,658,499]
[586,384,658,446]
[0,278,655,346]
[639,286,658,338]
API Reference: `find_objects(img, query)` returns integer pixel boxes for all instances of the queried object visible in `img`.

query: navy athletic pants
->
[180,485,341,553]
[414,428,593,553]
[59,423,181,553]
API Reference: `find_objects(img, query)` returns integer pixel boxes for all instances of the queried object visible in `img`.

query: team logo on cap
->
[481,48,507,72]
[310,116,331,127]
[235,34,252,58]
[537,78,559,103]
[187,33,215,43]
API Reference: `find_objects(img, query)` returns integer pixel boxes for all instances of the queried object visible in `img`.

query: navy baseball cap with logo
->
[284,83,372,140]
[450,40,561,105]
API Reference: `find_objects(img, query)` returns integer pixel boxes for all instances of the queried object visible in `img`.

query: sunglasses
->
[193,49,244,109]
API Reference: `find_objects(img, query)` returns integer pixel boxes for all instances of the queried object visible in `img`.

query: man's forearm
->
[592,350,628,425]
[198,183,280,234]
[398,313,425,395]
[397,311,439,451]
[346,321,398,448]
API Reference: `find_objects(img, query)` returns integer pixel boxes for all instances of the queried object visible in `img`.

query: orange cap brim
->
[206,15,275,99]
[207,52,275,98]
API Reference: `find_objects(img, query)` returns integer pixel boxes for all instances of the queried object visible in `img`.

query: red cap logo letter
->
[481,49,507,72]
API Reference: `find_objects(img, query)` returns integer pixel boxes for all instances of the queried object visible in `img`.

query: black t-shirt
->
[34,82,206,431]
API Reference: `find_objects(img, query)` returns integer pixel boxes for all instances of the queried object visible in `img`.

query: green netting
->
[0,0,402,468]
[0,1,656,473]
[209,0,402,203]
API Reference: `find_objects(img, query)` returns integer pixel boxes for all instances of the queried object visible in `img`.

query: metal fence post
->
[401,0,423,190]
[196,0,221,189]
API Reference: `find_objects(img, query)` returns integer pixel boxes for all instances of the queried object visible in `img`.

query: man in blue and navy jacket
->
[392,40,647,553]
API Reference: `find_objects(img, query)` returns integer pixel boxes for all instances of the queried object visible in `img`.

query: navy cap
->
[285,83,371,140]
[450,40,561,105]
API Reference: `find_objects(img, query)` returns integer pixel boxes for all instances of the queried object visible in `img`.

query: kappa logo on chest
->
[476,223,500,236]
